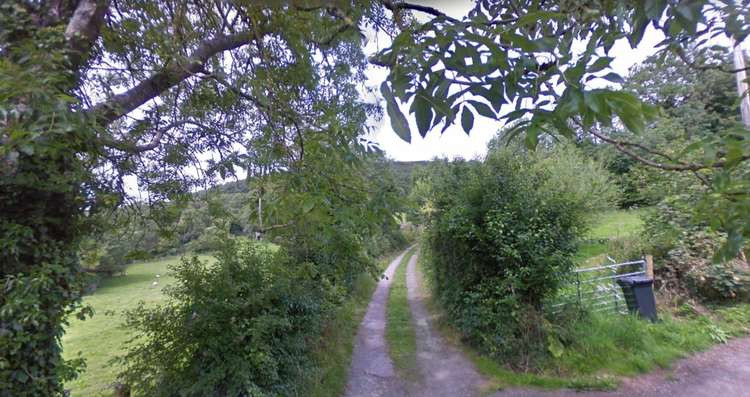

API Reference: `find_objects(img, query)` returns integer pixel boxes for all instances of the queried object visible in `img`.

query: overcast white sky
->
[365,1,675,162]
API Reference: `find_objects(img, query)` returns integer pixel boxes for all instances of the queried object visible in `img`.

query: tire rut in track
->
[344,249,411,397]
[405,251,490,397]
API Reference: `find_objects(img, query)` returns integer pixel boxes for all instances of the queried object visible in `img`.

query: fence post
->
[645,255,654,279]
[612,266,619,313]
[576,272,581,309]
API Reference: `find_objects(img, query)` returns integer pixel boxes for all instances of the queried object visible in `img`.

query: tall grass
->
[423,267,750,391]
[552,305,750,376]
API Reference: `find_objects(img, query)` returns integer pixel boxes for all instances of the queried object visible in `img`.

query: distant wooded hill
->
[80,160,432,273]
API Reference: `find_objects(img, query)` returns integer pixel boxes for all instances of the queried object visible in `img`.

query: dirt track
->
[344,249,410,397]
[406,251,490,396]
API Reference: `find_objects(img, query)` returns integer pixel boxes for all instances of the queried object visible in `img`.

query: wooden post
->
[645,255,654,279]
[733,39,750,128]
[731,39,750,270]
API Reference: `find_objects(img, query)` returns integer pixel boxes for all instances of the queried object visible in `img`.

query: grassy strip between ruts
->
[417,251,750,395]
[304,246,412,397]
[385,246,419,380]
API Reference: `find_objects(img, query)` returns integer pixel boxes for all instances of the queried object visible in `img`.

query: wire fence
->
[548,257,647,315]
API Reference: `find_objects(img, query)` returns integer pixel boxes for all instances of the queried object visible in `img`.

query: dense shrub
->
[423,149,589,363]
[644,196,750,303]
[116,239,341,396]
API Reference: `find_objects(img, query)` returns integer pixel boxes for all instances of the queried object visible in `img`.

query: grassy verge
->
[62,255,210,396]
[63,243,407,397]
[385,247,418,379]
[420,206,750,394]
[304,247,409,397]
[552,304,750,377]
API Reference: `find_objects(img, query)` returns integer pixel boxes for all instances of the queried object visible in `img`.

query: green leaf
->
[588,57,613,73]
[461,106,474,135]
[502,32,536,52]
[412,94,433,138]
[600,72,625,85]
[551,116,574,138]
[516,11,565,27]
[556,87,584,117]
[468,100,496,119]
[583,91,602,114]
[674,2,701,34]
[629,14,650,48]
[486,82,505,111]
[618,108,645,134]
[644,0,666,19]
[18,144,34,156]
[564,61,586,83]
[302,197,316,213]
[381,82,411,143]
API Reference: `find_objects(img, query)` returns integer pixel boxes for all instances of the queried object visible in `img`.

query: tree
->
[1,2,391,394]
[376,0,750,258]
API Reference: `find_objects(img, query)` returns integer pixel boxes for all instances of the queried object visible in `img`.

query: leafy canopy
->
[377,0,750,258]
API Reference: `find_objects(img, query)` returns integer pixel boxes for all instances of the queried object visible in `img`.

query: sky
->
[364,1,674,162]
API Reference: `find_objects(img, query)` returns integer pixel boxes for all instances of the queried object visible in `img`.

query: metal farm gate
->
[549,257,648,315]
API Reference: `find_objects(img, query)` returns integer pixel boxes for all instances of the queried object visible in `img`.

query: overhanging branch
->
[102,120,213,153]
[586,126,748,172]
[88,30,258,126]
[380,0,460,24]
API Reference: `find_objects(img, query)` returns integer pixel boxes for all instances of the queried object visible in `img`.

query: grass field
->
[62,255,210,396]
[574,208,646,267]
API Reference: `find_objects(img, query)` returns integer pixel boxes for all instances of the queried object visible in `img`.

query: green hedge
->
[423,149,587,363]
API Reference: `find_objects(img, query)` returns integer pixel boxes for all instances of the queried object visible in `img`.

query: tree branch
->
[672,45,750,74]
[102,120,212,153]
[88,30,259,126]
[586,126,748,171]
[64,0,108,71]
[380,0,461,24]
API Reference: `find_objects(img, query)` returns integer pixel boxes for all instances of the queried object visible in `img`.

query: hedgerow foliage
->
[423,149,591,363]
[116,239,341,396]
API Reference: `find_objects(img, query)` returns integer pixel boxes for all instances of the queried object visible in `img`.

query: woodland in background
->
[78,158,419,279]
